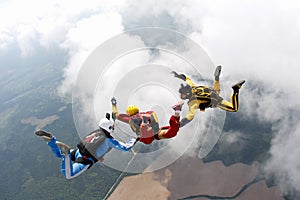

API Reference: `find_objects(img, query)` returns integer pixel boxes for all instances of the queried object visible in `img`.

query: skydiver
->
[172,65,245,127]
[111,97,183,144]
[35,113,138,179]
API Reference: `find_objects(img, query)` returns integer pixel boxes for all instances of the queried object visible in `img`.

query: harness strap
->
[70,148,95,169]
[70,149,77,161]
[191,86,223,109]
[74,157,94,169]
[77,143,99,163]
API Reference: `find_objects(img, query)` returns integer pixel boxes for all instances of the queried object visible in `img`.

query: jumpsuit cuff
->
[47,136,57,145]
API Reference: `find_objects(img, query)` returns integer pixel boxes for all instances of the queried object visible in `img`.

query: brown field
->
[109,156,283,200]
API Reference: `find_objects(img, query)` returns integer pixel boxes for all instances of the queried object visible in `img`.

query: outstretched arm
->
[117,114,131,123]
[111,97,118,120]
[111,97,131,123]
[108,137,138,151]
[180,100,198,127]
[172,71,195,87]
[185,76,195,87]
[171,71,186,81]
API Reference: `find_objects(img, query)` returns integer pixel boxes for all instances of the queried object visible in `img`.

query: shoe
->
[172,101,184,111]
[232,80,246,92]
[214,65,222,81]
[56,141,71,155]
[35,130,53,142]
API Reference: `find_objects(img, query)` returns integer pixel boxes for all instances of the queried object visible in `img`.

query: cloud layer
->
[1,0,300,194]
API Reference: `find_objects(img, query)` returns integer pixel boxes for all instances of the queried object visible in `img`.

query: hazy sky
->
[1,0,300,195]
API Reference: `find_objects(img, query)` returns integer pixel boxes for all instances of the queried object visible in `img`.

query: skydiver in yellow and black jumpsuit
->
[172,65,245,127]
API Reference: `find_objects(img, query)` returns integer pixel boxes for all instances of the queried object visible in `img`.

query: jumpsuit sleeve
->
[108,137,137,151]
[180,100,199,127]
[117,114,131,123]
[112,104,119,119]
[185,76,195,87]
[112,104,131,123]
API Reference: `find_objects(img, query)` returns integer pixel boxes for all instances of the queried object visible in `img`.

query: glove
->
[111,97,117,105]
[171,71,186,81]
[171,70,179,77]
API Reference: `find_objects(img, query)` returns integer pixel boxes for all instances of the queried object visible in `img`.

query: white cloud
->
[192,1,300,88]
[58,11,124,97]
[240,84,289,122]
[184,1,300,194]
[1,0,300,193]
[0,30,14,51]
[16,24,39,57]
[60,0,300,190]
[224,131,243,144]
[0,0,125,56]
[265,118,300,194]
[117,0,300,193]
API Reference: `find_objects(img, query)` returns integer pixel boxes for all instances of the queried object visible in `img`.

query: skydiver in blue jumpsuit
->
[35,113,138,179]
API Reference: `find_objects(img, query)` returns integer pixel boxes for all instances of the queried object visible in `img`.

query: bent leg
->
[47,137,63,159]
[61,151,90,179]
[213,80,220,95]
[157,115,180,139]
[217,92,239,112]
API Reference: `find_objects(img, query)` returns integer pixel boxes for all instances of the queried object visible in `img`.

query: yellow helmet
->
[126,105,139,116]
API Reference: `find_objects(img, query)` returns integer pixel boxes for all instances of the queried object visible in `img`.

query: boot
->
[56,141,71,155]
[35,130,53,142]
[214,65,222,81]
[232,80,246,92]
